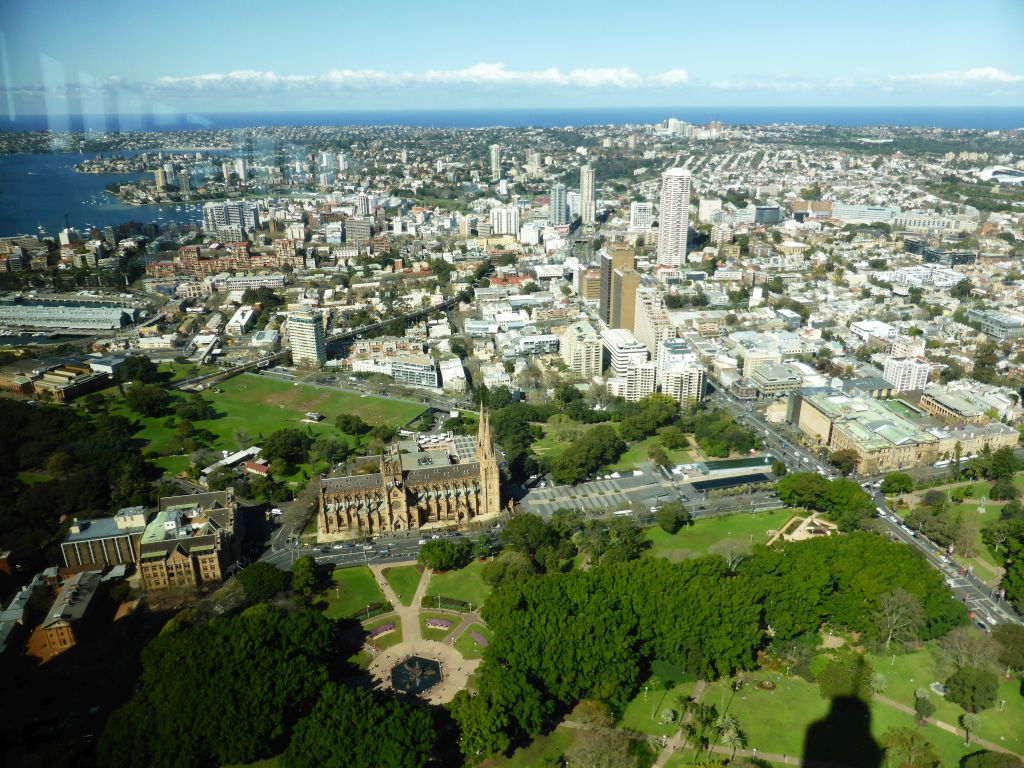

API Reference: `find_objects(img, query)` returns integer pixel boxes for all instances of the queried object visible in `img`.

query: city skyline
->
[2,0,1023,118]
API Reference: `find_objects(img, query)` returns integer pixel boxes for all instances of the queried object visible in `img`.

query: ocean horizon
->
[3,106,1024,132]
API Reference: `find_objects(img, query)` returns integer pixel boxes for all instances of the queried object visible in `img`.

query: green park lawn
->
[419,612,458,641]
[480,726,575,768]
[107,372,424,478]
[643,509,788,561]
[609,435,693,472]
[864,649,1024,756]
[318,566,386,620]
[531,421,597,460]
[363,615,403,649]
[618,677,698,737]
[383,564,423,606]
[702,670,980,768]
[16,471,50,485]
[425,559,492,610]
[454,623,493,660]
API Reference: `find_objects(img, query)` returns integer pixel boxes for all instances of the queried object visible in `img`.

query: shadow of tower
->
[802,656,882,767]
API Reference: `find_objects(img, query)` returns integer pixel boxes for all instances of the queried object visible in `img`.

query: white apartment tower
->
[550,182,569,226]
[882,357,931,393]
[662,365,707,404]
[579,165,596,224]
[287,309,326,368]
[656,167,692,267]
[560,320,603,379]
[489,207,521,236]
[489,144,501,182]
[629,201,655,231]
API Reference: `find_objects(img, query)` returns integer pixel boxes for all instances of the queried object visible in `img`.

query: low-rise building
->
[40,570,102,657]
[61,506,150,570]
[138,490,241,592]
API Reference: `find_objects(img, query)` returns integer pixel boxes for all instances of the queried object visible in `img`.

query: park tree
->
[290,555,317,601]
[262,428,314,469]
[940,626,1000,672]
[990,477,1020,501]
[829,448,860,476]
[991,623,1024,675]
[961,751,1024,768]
[238,562,291,602]
[914,689,936,723]
[502,513,556,557]
[335,413,371,435]
[124,382,170,416]
[115,354,160,385]
[481,550,536,588]
[881,472,914,496]
[283,683,435,768]
[989,446,1021,480]
[567,727,637,768]
[960,712,982,746]
[874,588,926,651]
[945,667,999,713]
[656,502,691,534]
[771,459,787,477]
[447,690,511,764]
[881,727,941,768]
[708,538,751,573]
[418,538,472,571]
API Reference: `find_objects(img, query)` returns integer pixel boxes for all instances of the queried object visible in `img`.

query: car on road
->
[362,544,373,550]
[332,543,345,550]
[319,546,330,553]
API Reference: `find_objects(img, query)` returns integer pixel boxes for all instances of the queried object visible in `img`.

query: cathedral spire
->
[476,403,494,460]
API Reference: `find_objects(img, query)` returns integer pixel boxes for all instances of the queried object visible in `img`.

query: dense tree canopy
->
[98,605,333,768]
[237,561,291,602]
[262,428,314,469]
[454,533,964,763]
[283,684,435,768]
[775,473,875,530]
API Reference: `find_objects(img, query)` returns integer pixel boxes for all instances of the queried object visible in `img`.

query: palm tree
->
[960,713,980,746]
[719,726,748,760]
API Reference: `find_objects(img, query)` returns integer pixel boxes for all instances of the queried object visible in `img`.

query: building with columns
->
[318,408,501,538]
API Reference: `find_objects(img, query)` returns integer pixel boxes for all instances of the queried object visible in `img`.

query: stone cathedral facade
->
[318,408,501,538]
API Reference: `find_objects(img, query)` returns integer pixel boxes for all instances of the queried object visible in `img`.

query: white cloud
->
[890,67,1024,85]
[141,63,690,92]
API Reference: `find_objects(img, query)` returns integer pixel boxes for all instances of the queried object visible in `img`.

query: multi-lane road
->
[873,490,1020,627]
[710,382,1021,627]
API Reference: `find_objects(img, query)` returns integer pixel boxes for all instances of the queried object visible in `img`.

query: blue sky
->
[2,0,1023,117]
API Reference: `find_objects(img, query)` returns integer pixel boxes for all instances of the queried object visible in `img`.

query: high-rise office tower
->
[287,309,326,368]
[599,244,635,324]
[656,167,692,267]
[356,192,371,216]
[610,268,641,331]
[579,164,596,224]
[489,144,501,181]
[550,182,568,226]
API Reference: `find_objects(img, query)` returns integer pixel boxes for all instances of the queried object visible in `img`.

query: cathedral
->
[318,407,501,538]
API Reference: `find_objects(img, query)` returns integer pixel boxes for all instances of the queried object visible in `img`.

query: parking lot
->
[519,473,677,517]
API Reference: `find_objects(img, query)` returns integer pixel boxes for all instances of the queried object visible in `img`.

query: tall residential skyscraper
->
[287,309,326,368]
[550,182,568,226]
[489,144,501,182]
[203,200,259,234]
[656,167,692,267]
[629,201,655,231]
[579,164,596,224]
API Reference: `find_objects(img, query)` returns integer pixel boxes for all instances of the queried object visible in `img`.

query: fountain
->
[391,656,442,695]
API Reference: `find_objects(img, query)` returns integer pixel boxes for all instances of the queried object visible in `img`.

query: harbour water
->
[0,152,201,237]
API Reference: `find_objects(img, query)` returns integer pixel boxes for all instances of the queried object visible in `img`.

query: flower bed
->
[427,618,453,630]
[469,631,489,648]
[368,622,396,639]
